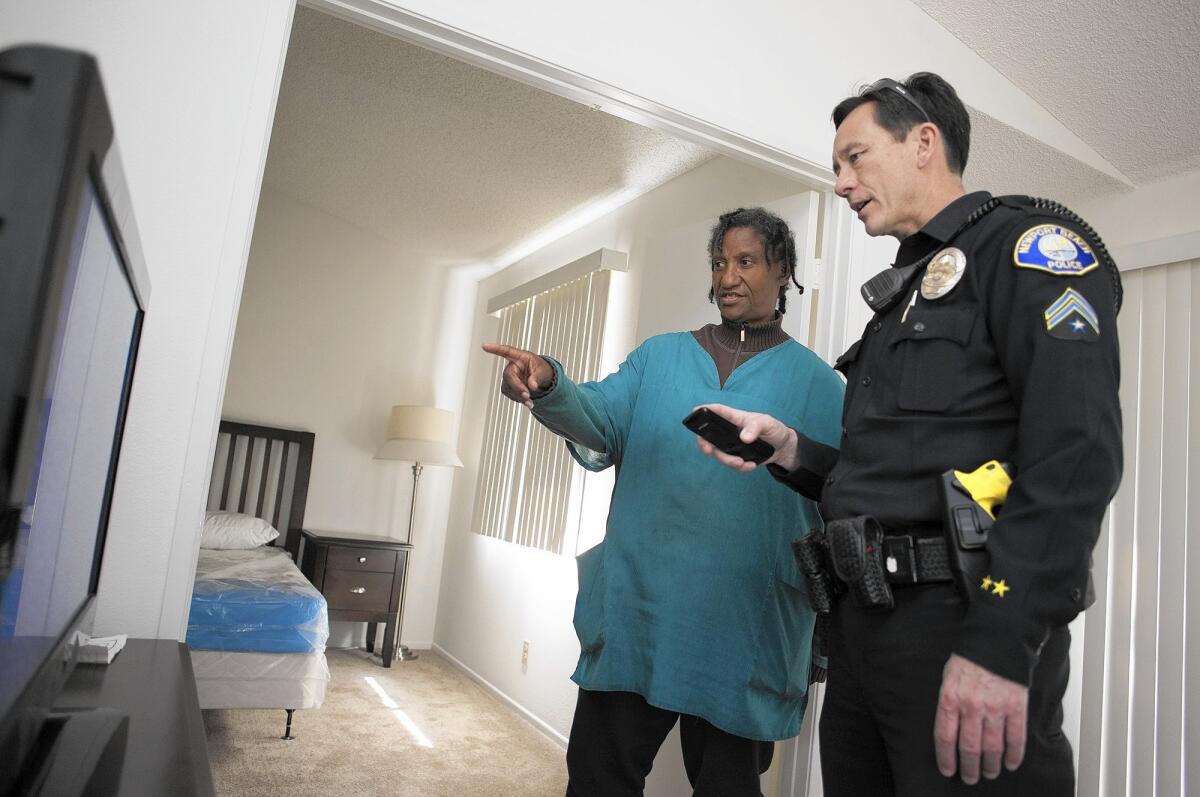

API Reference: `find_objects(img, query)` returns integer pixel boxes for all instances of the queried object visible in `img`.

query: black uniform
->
[779,191,1122,795]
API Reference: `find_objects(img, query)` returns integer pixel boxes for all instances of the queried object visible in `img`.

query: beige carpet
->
[204,648,568,796]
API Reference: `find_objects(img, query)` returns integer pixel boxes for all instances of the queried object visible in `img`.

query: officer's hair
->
[706,207,803,315]
[831,72,971,175]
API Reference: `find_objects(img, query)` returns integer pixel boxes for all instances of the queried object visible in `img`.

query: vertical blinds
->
[1078,257,1198,796]
[474,269,611,553]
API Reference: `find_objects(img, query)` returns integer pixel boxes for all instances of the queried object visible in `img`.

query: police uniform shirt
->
[812,191,1122,685]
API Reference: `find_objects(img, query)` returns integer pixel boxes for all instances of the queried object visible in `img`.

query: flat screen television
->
[0,45,150,794]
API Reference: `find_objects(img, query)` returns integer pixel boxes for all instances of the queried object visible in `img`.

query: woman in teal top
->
[485,208,844,796]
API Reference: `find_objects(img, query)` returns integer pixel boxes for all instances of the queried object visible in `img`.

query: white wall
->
[434,155,812,793]
[221,187,461,649]
[0,0,295,638]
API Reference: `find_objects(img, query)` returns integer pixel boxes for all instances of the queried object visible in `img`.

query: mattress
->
[187,547,329,654]
[190,649,329,710]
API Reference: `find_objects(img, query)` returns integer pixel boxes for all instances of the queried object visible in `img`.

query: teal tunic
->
[532,332,844,741]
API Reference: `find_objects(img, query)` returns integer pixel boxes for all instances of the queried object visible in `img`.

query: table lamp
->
[375,405,462,661]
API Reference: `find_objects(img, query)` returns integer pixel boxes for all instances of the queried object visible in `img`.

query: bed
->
[188,420,329,739]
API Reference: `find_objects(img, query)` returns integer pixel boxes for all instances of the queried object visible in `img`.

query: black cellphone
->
[682,407,775,464]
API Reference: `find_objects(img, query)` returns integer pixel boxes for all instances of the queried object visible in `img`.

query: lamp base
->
[394,644,419,662]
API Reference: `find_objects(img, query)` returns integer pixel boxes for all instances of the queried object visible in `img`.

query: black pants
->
[819,583,1074,797]
[565,688,774,797]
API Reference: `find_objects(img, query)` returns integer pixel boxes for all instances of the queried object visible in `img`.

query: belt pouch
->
[792,529,839,615]
[827,516,894,611]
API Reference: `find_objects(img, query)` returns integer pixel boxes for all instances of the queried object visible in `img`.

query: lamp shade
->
[374,405,463,467]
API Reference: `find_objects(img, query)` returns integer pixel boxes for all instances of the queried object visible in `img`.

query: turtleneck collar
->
[707,313,790,352]
[691,312,791,387]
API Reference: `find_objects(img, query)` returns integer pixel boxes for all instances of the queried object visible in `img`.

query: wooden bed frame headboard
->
[206,420,315,553]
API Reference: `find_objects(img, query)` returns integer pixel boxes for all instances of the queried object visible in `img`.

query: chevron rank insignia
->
[1014,224,1098,275]
[1044,287,1100,342]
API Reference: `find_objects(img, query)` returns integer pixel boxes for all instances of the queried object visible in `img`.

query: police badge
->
[921,247,966,300]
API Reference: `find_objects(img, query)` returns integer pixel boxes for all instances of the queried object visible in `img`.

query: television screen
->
[0,173,140,639]
[0,45,149,792]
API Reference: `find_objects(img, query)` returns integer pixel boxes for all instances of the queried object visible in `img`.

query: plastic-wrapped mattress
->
[187,547,328,654]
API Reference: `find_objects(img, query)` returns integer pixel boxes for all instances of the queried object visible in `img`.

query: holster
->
[826,516,894,612]
[938,469,995,600]
[938,464,1098,606]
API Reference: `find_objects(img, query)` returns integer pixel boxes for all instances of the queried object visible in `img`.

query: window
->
[473,257,616,554]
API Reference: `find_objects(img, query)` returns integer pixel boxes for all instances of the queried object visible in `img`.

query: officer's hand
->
[934,654,1029,784]
[690,403,799,472]
[482,343,554,409]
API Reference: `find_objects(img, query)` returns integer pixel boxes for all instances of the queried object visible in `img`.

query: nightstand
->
[296,529,412,668]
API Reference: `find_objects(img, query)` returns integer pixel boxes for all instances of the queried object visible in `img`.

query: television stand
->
[20,707,129,795]
[52,639,214,796]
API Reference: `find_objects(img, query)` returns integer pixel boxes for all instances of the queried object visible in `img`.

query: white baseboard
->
[401,640,433,650]
[327,641,433,651]
[432,643,569,749]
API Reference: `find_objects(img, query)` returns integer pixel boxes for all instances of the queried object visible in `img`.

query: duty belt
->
[878,531,953,585]
[792,517,952,614]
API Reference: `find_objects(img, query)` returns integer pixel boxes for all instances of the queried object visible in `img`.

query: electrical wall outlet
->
[521,640,530,672]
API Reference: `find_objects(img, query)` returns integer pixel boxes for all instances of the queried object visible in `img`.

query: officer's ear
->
[913,122,943,171]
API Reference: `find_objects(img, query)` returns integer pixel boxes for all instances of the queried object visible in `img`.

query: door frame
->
[297,3,850,794]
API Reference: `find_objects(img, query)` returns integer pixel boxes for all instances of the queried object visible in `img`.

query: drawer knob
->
[351,587,366,594]
[358,556,367,564]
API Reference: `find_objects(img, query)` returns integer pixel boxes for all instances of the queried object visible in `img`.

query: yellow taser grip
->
[952,460,1013,519]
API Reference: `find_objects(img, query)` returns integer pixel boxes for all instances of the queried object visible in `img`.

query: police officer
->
[694,72,1122,795]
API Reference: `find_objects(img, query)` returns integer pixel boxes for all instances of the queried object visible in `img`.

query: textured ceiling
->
[913,0,1200,185]
[262,6,713,266]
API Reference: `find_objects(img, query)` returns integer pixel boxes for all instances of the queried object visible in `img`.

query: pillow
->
[201,511,280,550]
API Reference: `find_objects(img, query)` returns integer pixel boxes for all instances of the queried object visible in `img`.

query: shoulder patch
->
[1013,224,1098,276]
[1044,287,1100,342]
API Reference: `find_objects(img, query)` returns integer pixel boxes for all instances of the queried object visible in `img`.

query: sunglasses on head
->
[863,78,931,122]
